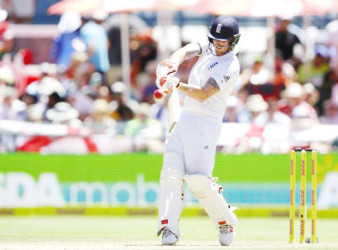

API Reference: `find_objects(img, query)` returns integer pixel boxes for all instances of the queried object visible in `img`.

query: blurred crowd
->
[0,9,337,154]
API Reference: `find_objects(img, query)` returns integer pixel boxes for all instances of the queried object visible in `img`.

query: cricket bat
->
[167,87,181,133]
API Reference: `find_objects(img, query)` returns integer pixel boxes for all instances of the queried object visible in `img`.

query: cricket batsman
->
[155,16,241,246]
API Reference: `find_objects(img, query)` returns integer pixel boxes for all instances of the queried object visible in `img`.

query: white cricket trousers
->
[158,112,222,236]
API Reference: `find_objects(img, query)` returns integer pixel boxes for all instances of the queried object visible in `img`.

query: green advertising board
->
[0,153,337,216]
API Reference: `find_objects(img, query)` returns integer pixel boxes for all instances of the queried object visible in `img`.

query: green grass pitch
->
[1,216,338,249]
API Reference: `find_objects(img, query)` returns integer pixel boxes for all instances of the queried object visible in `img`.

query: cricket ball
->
[153,89,164,101]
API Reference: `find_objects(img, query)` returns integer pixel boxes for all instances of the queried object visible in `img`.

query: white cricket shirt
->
[182,42,240,121]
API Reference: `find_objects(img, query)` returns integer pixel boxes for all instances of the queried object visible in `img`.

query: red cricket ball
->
[153,89,164,99]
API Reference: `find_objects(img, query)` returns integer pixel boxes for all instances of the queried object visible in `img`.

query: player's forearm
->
[170,43,201,65]
[177,82,209,102]
[177,76,220,102]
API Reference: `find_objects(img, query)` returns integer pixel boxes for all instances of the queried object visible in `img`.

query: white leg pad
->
[184,174,237,227]
[157,168,184,237]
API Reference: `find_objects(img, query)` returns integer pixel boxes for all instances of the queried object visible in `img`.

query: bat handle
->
[168,121,176,133]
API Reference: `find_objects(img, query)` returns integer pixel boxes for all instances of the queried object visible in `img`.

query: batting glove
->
[156,76,180,93]
[156,59,178,78]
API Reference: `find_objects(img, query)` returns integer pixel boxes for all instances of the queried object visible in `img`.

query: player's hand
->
[156,76,180,93]
[156,59,178,78]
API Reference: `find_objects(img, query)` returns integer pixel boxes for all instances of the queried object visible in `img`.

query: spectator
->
[50,11,86,69]
[0,66,15,100]
[279,82,319,131]
[25,103,44,123]
[255,96,292,127]
[66,85,94,121]
[15,101,48,153]
[245,94,268,126]
[331,81,338,108]
[228,85,252,122]
[124,102,163,153]
[223,95,241,123]
[0,9,13,60]
[80,71,104,100]
[41,102,97,154]
[64,53,96,121]
[110,81,137,122]
[0,87,25,152]
[55,64,77,97]
[65,52,93,81]
[241,57,283,100]
[275,16,302,62]
[317,68,338,115]
[26,63,66,101]
[130,28,157,88]
[80,10,110,80]
[46,101,81,126]
[138,59,157,104]
[19,93,37,107]
[96,84,112,103]
[235,85,250,106]
[303,82,320,111]
[235,94,268,153]
[320,100,338,124]
[105,14,148,84]
[0,87,25,121]
[326,18,338,73]
[297,50,330,87]
[259,97,292,155]
[43,92,63,121]
[273,52,297,87]
[241,57,273,86]
[19,94,44,123]
[83,98,116,134]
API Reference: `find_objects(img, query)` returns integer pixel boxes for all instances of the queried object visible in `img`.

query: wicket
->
[289,148,318,244]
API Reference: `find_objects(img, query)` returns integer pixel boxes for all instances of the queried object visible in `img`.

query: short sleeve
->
[213,64,240,90]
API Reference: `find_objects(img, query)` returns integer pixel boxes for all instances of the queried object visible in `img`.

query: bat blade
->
[167,87,180,133]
